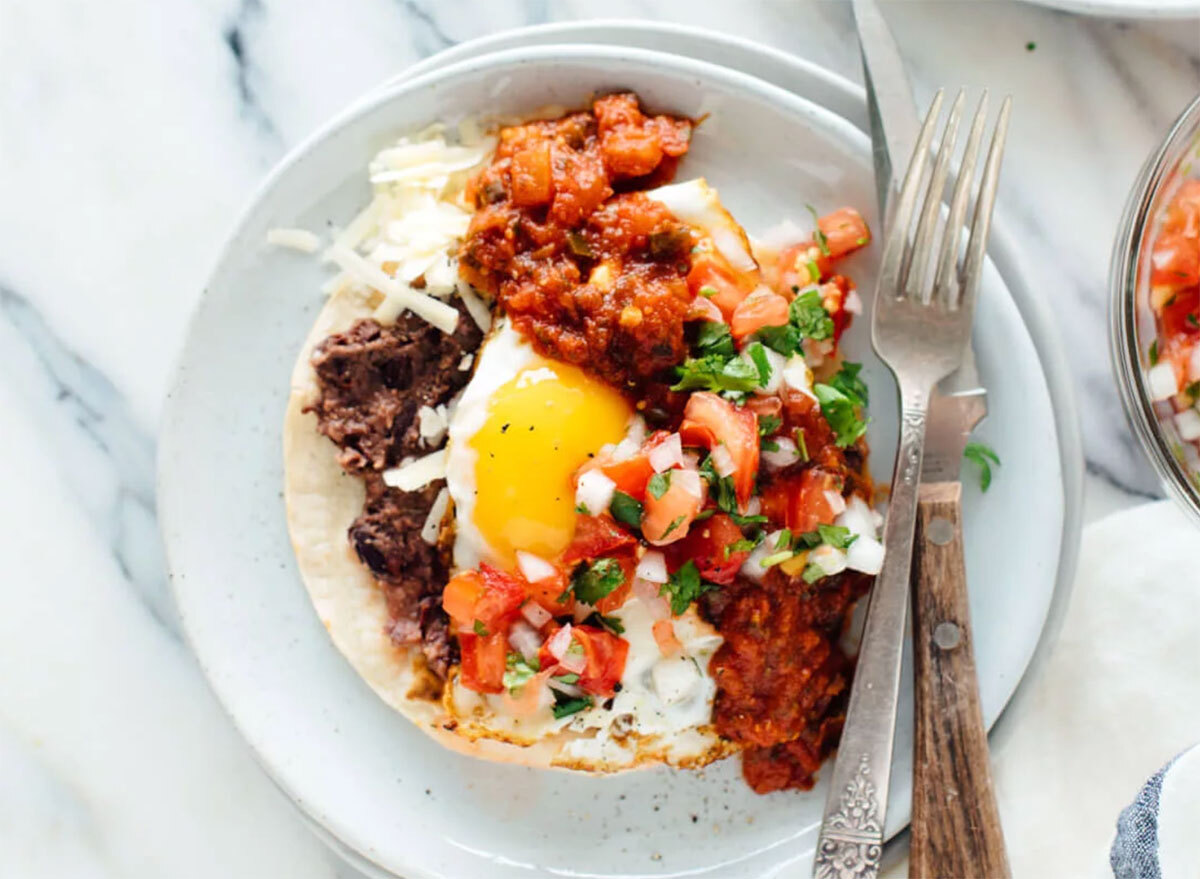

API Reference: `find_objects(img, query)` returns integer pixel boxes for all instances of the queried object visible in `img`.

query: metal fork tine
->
[904,89,965,302]
[958,95,1013,313]
[878,88,944,298]
[933,91,989,305]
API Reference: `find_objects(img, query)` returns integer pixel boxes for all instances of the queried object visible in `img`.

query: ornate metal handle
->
[814,380,930,879]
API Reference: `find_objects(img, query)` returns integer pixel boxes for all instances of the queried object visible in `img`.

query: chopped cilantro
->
[795,428,810,461]
[659,560,717,616]
[1149,339,1160,365]
[807,260,822,283]
[758,414,782,436]
[503,652,539,693]
[598,614,625,635]
[724,536,761,559]
[802,561,827,584]
[759,550,794,568]
[964,441,1001,492]
[807,204,831,257]
[1186,380,1200,400]
[774,529,793,550]
[699,455,739,513]
[672,353,761,393]
[695,320,736,357]
[1188,313,1199,329]
[754,288,834,355]
[473,620,489,636]
[570,558,626,605]
[816,523,857,550]
[553,673,580,685]
[647,471,671,500]
[829,361,869,406]
[575,503,590,515]
[814,383,868,447]
[552,690,594,719]
[661,514,686,539]
[761,439,780,452]
[746,341,773,386]
[698,284,718,298]
[609,490,644,528]
[729,512,769,526]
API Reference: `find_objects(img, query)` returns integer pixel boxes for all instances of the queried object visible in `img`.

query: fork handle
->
[815,384,931,877]
[909,482,1010,879]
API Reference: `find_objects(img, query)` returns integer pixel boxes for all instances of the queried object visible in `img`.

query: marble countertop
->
[1,1,1197,876]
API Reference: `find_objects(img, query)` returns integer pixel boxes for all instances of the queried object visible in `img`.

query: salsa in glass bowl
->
[1111,94,1200,523]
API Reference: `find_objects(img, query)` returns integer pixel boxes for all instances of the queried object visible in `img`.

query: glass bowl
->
[1110,93,1200,524]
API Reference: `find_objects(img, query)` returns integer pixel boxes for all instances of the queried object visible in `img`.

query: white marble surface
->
[1,1,1197,876]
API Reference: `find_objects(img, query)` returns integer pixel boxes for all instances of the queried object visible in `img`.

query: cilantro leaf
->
[503,652,539,694]
[552,690,594,719]
[598,614,625,635]
[1149,339,1160,365]
[672,354,761,393]
[754,323,802,356]
[802,561,827,584]
[724,536,761,559]
[963,441,1001,492]
[699,455,738,513]
[473,620,489,636]
[816,523,857,550]
[553,673,580,685]
[647,471,671,500]
[569,558,627,605]
[745,342,773,386]
[659,560,717,616]
[814,383,869,447]
[807,204,831,256]
[695,321,736,357]
[609,490,644,528]
[758,414,782,436]
[754,289,834,355]
[829,361,869,406]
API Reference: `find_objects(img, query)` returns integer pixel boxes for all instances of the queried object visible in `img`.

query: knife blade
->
[851,0,988,480]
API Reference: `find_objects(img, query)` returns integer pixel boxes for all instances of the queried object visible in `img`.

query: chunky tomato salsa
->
[451,94,879,793]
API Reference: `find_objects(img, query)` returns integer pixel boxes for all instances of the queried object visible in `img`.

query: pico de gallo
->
[1144,178,1200,448]
[449,93,882,792]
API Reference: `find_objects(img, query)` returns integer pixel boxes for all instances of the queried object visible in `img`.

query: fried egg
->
[445,320,633,570]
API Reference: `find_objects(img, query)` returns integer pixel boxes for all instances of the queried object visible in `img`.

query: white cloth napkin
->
[885,500,1200,877]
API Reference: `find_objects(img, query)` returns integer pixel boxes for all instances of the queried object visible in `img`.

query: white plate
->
[161,43,1070,879]
[1017,0,1200,16]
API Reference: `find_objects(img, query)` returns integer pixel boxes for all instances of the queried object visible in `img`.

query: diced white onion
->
[1152,246,1178,270]
[742,530,788,581]
[521,601,553,629]
[1175,407,1200,441]
[782,354,817,398]
[508,621,543,662]
[459,352,474,371]
[844,290,863,315]
[547,678,585,698]
[1190,345,1200,382]
[575,469,616,516]
[674,468,704,499]
[836,495,880,540]
[846,534,885,575]
[546,624,573,660]
[749,346,787,395]
[762,437,801,469]
[420,487,450,545]
[455,279,493,333]
[417,404,448,445]
[382,448,446,491]
[625,415,648,448]
[632,579,672,620]
[745,496,762,516]
[267,227,321,253]
[326,243,460,334]
[558,648,587,674]
[823,490,848,516]
[809,544,848,578]
[1148,362,1180,401]
[649,434,684,472]
[516,551,557,584]
[635,551,668,584]
[710,444,737,477]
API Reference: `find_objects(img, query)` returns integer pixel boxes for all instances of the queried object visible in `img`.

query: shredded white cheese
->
[420,487,450,545]
[382,448,447,491]
[456,279,493,333]
[267,227,321,253]
[326,243,460,334]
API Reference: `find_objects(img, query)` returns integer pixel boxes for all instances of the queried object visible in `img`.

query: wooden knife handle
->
[909,482,1010,879]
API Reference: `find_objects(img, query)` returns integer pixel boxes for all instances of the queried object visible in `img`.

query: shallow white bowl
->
[160,44,1065,878]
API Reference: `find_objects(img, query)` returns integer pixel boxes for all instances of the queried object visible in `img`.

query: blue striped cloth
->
[1111,744,1200,879]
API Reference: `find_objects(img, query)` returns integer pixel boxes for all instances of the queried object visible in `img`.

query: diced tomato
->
[687,295,726,323]
[760,468,843,534]
[1163,180,1200,238]
[818,207,871,259]
[679,392,760,507]
[666,513,749,585]
[730,289,789,340]
[458,631,508,694]
[596,431,671,500]
[563,515,636,564]
[509,143,553,207]
[688,252,752,319]
[776,241,831,294]
[1161,287,1200,341]
[442,567,526,633]
[1152,232,1200,289]
[524,567,573,616]
[652,619,682,655]
[642,468,706,545]
[571,625,629,696]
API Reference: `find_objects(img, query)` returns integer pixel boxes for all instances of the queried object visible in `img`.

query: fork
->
[813,89,1012,879]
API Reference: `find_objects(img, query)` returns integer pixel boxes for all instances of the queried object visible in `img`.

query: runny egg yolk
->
[468,358,632,567]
